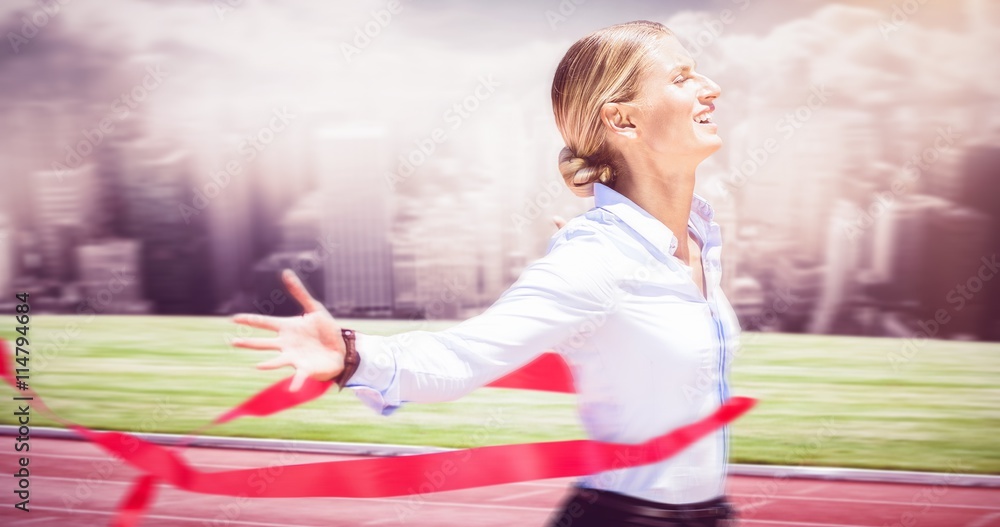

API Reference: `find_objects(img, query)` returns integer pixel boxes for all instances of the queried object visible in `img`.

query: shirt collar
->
[593,182,715,258]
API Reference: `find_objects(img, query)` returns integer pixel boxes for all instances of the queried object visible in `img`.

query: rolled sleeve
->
[345,333,402,415]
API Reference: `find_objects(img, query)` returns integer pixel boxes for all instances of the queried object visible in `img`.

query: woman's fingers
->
[231,313,283,331]
[289,369,310,393]
[282,269,325,314]
[256,355,292,370]
[232,337,282,351]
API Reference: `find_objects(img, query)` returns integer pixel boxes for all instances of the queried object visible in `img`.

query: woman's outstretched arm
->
[233,221,617,415]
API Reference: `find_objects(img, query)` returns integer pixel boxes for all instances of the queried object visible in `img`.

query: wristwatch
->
[334,328,361,391]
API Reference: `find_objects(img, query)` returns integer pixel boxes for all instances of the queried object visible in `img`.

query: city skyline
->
[0,0,997,342]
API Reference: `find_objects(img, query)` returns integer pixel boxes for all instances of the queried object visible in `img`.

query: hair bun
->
[558,146,612,198]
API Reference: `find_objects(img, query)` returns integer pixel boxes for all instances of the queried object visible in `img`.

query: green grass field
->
[2,315,998,474]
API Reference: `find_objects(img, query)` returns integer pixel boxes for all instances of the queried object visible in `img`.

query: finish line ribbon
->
[0,339,755,525]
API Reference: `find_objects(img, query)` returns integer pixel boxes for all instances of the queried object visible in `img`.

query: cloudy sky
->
[3,0,993,126]
[1,0,996,195]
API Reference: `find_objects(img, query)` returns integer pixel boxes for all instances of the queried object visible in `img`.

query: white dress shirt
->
[347,182,741,504]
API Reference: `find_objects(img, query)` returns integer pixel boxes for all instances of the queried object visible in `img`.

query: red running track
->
[3,438,999,527]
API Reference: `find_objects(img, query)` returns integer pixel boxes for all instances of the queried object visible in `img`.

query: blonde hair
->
[551,20,673,197]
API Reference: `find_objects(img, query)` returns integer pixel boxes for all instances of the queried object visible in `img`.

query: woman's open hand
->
[231,269,346,392]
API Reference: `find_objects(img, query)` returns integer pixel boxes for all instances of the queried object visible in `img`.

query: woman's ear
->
[600,102,638,140]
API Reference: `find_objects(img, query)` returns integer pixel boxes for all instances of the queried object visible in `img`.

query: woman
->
[232,20,740,526]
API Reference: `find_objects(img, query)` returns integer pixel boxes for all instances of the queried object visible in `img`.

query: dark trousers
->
[546,486,736,527]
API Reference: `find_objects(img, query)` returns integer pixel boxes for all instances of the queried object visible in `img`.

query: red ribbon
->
[485,351,575,393]
[112,475,157,527]
[213,374,335,425]
[0,339,755,522]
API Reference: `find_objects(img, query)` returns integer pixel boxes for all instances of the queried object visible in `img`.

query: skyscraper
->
[119,140,213,314]
[925,206,991,339]
[279,192,322,253]
[76,238,151,314]
[956,145,1000,340]
[199,132,255,314]
[318,124,394,316]
[887,195,947,313]
[251,252,324,317]
[390,156,487,319]
[809,200,861,334]
[885,194,990,339]
[34,165,98,281]
[0,215,12,298]
[248,113,317,258]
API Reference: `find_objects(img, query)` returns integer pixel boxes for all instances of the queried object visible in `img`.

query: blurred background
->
[0,0,998,343]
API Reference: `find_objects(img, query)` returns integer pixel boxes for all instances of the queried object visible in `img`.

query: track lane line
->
[728,493,1000,510]
[738,521,871,527]
[26,473,1000,511]
[27,475,555,512]
[966,512,1000,527]
[488,488,553,502]
[12,506,346,527]
[0,452,573,489]
[15,505,879,527]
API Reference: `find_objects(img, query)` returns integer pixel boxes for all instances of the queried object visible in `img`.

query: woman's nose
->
[700,75,721,100]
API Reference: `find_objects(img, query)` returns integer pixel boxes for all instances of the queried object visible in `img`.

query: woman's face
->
[629,35,722,163]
